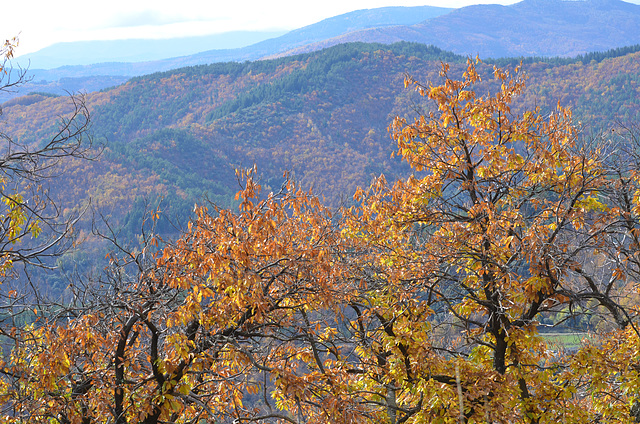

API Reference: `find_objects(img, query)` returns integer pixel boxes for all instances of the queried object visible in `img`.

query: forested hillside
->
[2,42,640,265]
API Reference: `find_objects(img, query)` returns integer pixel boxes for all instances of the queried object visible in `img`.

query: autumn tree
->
[341,59,640,423]
[564,122,640,423]
[0,168,376,424]
[0,36,96,419]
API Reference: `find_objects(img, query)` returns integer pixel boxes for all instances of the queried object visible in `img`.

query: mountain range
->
[13,6,453,70]
[284,0,640,59]
[13,31,289,69]
[3,0,640,102]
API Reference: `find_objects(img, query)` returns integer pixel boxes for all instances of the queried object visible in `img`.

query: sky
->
[3,0,523,57]
[5,0,640,57]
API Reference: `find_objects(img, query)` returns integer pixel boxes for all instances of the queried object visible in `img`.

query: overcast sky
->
[5,0,640,57]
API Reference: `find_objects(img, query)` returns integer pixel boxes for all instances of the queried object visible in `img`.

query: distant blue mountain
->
[13,5,453,78]
[286,0,640,59]
[14,31,289,69]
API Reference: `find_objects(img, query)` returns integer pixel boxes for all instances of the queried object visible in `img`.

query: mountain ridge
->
[275,0,640,59]
[3,0,640,103]
[14,31,289,69]
[14,5,453,71]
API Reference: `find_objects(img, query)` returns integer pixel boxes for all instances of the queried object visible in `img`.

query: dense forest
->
[3,43,640,215]
[2,42,640,290]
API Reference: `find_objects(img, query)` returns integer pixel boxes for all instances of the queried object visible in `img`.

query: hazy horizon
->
[6,0,522,56]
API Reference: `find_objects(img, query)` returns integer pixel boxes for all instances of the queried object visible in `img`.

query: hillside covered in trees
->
[1,42,640,283]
